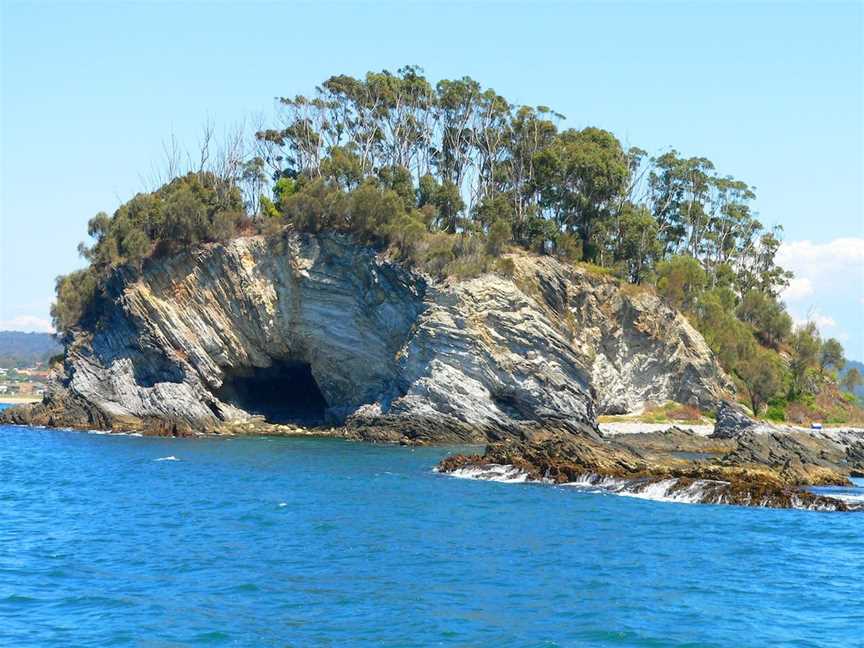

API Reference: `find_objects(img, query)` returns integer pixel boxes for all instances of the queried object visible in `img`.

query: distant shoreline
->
[0,396,40,405]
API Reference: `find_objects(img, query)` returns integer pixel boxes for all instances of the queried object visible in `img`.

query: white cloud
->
[778,237,864,268]
[792,309,841,342]
[810,312,836,330]
[781,277,813,302]
[0,315,55,333]
[777,238,864,296]
[778,237,863,356]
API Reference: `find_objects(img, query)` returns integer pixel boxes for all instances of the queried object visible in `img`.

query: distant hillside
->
[0,331,63,368]
[841,360,864,402]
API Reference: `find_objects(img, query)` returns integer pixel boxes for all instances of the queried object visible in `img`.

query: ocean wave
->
[86,429,142,437]
[155,456,179,462]
[833,493,864,503]
[808,490,864,504]
[446,465,710,502]
[445,464,534,483]
[441,464,851,510]
[566,475,713,505]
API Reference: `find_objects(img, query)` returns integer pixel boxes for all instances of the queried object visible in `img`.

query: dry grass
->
[598,401,711,424]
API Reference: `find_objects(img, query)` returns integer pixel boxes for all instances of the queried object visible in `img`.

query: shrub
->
[577,261,613,277]
[50,269,99,332]
[415,233,456,276]
[386,212,427,259]
[655,255,706,311]
[443,254,490,280]
[494,257,516,278]
[485,220,511,257]
[667,404,701,421]
[555,233,582,262]
[765,400,787,422]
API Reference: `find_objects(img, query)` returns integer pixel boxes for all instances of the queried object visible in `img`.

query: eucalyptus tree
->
[498,106,560,243]
[434,76,482,193]
[819,338,845,376]
[737,347,785,415]
[735,226,792,297]
[789,322,822,396]
[841,368,863,394]
[534,127,629,261]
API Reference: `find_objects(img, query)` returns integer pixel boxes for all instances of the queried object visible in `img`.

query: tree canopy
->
[51,66,854,424]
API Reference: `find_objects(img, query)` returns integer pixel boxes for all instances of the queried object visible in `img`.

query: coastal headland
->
[3,233,862,511]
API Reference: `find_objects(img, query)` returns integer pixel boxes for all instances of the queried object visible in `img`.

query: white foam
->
[277,502,288,507]
[446,465,703,501]
[155,456,179,462]
[564,474,625,489]
[617,479,712,504]
[442,463,853,511]
[85,429,143,437]
[447,464,532,483]
[813,491,864,504]
[564,475,708,504]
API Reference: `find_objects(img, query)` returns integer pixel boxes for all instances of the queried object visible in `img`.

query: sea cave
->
[215,360,328,426]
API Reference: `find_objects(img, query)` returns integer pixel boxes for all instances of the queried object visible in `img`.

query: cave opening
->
[215,359,328,426]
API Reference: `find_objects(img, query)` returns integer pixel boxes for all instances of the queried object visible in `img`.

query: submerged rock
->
[1,232,731,442]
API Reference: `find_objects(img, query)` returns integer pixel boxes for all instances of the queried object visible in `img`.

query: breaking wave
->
[444,464,536,483]
[442,464,853,511]
[565,474,718,505]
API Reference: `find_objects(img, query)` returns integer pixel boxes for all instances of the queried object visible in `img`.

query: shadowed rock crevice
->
[214,360,328,426]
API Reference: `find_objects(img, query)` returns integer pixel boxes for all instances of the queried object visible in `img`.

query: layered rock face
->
[2,232,731,441]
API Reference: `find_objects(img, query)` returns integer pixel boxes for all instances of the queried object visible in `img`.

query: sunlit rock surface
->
[2,232,732,441]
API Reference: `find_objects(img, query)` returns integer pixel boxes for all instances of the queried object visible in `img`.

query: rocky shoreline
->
[435,403,864,511]
[0,232,732,444]
[7,398,863,512]
[4,395,863,511]
[3,233,862,511]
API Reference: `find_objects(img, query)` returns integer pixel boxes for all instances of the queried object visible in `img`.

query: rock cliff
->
[2,232,732,441]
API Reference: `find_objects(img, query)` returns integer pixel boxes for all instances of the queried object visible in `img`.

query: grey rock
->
[711,401,758,439]
[1,233,733,441]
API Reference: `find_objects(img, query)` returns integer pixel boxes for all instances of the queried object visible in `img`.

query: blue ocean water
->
[1,417,862,647]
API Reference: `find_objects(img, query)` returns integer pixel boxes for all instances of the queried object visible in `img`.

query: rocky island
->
[2,231,729,440]
[5,67,862,511]
[3,232,862,510]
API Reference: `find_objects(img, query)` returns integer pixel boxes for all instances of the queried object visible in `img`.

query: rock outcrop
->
[711,401,759,438]
[437,430,861,511]
[438,404,864,510]
[1,232,731,442]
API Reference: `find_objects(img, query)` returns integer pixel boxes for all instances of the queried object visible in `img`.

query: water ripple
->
[0,423,861,647]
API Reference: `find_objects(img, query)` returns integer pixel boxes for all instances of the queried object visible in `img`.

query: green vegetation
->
[841,364,864,403]
[51,172,248,331]
[49,66,860,423]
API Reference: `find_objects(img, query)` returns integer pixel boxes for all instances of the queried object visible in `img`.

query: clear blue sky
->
[2,1,862,357]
